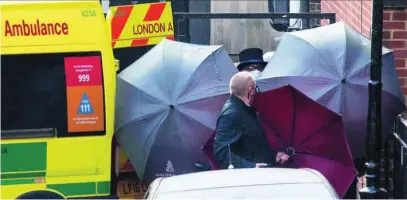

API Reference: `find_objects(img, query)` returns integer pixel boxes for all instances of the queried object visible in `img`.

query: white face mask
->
[249,70,262,80]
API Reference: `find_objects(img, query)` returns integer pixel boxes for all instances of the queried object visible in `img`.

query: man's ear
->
[247,87,252,98]
[249,87,255,95]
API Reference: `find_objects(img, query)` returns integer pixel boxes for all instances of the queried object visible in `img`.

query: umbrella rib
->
[315,84,340,102]
[175,52,219,103]
[298,115,339,148]
[289,157,301,168]
[347,52,393,81]
[259,116,288,151]
[288,86,297,147]
[140,110,170,173]
[264,127,289,152]
[346,62,370,80]
[314,84,343,114]
[175,107,214,131]
[288,34,340,78]
[161,44,172,101]
[177,88,229,105]
[114,107,168,133]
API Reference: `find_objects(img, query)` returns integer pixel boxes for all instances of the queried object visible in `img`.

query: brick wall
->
[384,9,407,96]
[321,0,372,37]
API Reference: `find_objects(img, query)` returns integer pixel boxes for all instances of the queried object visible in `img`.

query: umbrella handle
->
[275,158,298,168]
[284,146,296,157]
[271,146,296,157]
[275,161,291,168]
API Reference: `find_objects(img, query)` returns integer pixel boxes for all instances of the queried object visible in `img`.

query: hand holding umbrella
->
[276,152,291,164]
[252,85,357,198]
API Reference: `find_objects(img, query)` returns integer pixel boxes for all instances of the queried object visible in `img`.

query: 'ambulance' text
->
[4,20,69,37]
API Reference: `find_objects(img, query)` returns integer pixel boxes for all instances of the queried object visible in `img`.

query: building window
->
[268,0,290,32]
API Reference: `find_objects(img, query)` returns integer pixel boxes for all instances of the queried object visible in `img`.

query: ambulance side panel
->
[1,1,116,199]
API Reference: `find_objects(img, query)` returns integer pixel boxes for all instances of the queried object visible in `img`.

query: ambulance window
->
[1,51,106,139]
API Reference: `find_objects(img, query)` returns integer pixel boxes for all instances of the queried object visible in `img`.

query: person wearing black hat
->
[236,48,268,72]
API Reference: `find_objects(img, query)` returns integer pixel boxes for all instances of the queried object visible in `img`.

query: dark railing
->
[173,12,336,43]
[384,114,407,198]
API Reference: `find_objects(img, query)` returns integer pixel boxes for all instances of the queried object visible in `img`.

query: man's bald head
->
[230,71,256,97]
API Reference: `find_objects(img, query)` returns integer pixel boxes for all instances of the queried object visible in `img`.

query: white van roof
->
[156,168,331,193]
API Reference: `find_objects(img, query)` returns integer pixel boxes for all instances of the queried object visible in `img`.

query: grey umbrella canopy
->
[115,39,237,183]
[257,22,405,158]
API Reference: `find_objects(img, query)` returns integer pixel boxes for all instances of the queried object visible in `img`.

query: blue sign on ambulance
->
[77,93,94,114]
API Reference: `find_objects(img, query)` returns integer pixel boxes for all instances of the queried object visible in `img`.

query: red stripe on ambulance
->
[131,38,149,46]
[143,3,166,22]
[111,6,134,42]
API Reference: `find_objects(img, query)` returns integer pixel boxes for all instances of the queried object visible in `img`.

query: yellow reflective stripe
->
[46,181,110,197]
[1,170,46,175]
[1,171,46,179]
[147,36,166,45]
[113,40,133,48]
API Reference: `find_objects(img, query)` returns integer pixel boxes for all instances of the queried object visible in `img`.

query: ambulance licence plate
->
[117,179,148,199]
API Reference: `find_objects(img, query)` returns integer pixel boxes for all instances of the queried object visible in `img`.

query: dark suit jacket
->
[213,95,277,169]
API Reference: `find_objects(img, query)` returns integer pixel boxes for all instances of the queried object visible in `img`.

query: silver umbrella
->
[115,39,237,183]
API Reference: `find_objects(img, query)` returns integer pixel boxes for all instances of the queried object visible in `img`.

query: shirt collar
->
[230,95,257,114]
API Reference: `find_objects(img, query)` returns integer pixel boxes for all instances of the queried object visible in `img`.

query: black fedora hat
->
[236,48,267,71]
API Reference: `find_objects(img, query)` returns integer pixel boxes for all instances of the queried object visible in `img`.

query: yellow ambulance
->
[1,1,117,199]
